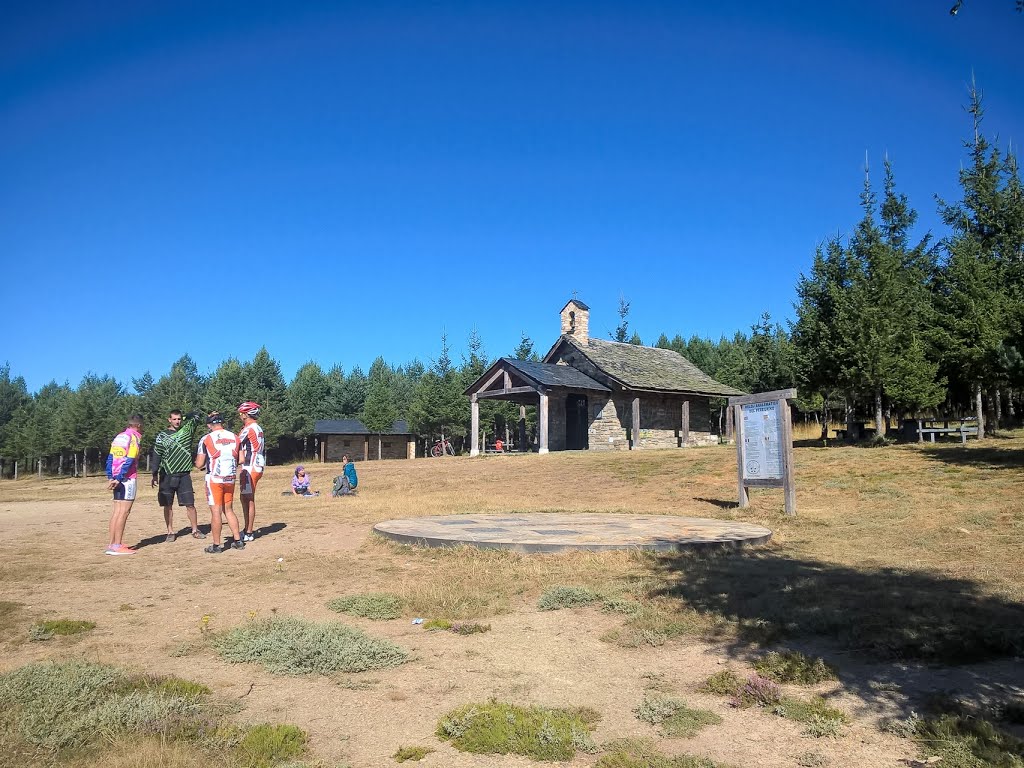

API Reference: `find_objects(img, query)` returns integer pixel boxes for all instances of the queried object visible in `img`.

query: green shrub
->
[436,700,600,761]
[423,619,452,631]
[214,617,409,676]
[28,619,95,641]
[450,622,491,635]
[634,695,721,738]
[235,723,307,767]
[327,593,403,620]
[753,651,837,685]
[914,711,1024,768]
[393,744,434,762]
[602,597,644,616]
[537,586,600,611]
[777,696,848,725]
[0,661,213,752]
[596,738,728,767]
[700,670,742,696]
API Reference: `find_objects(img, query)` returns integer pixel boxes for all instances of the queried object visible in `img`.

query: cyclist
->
[195,412,244,553]
[237,401,265,542]
[105,414,144,555]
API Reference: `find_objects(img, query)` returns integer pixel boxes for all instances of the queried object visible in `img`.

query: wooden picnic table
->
[916,418,978,443]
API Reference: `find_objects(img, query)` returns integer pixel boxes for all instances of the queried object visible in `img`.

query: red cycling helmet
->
[238,401,262,418]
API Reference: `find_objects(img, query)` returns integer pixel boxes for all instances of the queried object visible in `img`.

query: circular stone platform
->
[372,513,772,553]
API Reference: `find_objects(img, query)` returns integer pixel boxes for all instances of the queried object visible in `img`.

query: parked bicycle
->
[430,437,456,457]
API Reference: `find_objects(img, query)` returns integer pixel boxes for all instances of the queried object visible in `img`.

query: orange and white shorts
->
[238,468,263,495]
[205,477,234,507]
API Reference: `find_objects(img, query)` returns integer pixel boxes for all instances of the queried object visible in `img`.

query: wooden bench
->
[484,443,509,454]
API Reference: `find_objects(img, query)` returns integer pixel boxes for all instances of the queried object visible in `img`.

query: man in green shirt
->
[151,409,205,542]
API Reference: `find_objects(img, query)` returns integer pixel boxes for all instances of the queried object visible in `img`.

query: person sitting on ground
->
[332,454,358,496]
[291,466,317,496]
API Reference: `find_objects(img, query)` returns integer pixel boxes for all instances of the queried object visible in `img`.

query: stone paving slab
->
[372,513,772,553]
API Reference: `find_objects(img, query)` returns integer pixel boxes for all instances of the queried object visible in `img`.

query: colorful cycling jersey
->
[238,422,266,471]
[106,427,141,482]
[197,429,239,483]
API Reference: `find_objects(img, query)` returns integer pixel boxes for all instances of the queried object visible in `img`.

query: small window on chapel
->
[569,310,576,332]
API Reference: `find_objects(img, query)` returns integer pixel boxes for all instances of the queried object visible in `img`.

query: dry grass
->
[2,433,1024,766]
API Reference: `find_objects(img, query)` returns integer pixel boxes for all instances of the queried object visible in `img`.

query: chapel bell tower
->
[560,298,590,342]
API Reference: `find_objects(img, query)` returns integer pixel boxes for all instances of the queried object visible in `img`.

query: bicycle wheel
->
[430,444,443,458]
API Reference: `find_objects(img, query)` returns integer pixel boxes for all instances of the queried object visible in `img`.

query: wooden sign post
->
[729,388,797,516]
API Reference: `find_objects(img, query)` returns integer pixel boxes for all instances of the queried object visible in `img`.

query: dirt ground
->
[1,446,1022,767]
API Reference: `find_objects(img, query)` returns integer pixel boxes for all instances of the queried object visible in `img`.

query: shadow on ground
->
[651,548,1024,711]
[920,443,1024,470]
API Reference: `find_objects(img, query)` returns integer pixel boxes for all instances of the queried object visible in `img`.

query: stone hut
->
[314,419,417,461]
[464,299,744,454]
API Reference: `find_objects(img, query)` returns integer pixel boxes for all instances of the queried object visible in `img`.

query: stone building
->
[465,299,744,454]
[314,419,417,461]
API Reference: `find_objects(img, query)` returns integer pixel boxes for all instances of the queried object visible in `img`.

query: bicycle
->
[430,437,456,457]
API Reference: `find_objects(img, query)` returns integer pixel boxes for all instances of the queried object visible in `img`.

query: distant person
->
[291,465,318,496]
[494,438,504,452]
[194,412,244,553]
[237,401,266,542]
[151,409,204,542]
[332,454,358,496]
[105,414,144,556]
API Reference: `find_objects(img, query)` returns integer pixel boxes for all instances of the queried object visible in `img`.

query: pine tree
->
[936,83,1014,435]
[204,359,249,425]
[513,333,539,361]
[612,295,631,342]
[287,362,330,439]
[362,357,398,459]
[243,348,289,448]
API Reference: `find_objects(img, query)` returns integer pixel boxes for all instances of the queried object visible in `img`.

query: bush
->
[537,586,601,611]
[700,670,742,696]
[28,619,95,641]
[753,651,837,685]
[734,674,782,708]
[437,700,600,761]
[634,695,722,738]
[914,710,1024,768]
[393,744,434,762]
[214,617,409,675]
[327,593,403,620]
[596,738,728,767]
[235,723,307,767]
[0,661,214,752]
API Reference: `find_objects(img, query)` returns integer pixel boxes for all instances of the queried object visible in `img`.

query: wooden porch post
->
[681,400,690,446]
[470,396,480,456]
[539,393,549,454]
[518,405,527,451]
[631,396,641,450]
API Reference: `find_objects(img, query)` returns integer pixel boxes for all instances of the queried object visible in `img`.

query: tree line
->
[1,87,1021,474]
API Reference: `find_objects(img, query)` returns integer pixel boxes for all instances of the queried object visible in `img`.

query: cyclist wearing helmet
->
[237,401,265,542]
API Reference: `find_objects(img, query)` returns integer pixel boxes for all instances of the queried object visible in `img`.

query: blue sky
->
[2,1,1022,393]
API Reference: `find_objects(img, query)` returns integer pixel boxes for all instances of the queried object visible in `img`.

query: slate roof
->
[502,358,610,392]
[555,336,745,397]
[314,419,412,435]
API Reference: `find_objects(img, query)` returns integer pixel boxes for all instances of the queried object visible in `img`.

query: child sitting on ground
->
[291,466,318,496]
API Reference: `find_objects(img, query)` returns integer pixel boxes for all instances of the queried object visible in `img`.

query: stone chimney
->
[560,298,590,342]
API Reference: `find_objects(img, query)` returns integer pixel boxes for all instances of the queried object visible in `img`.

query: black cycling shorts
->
[157,472,196,507]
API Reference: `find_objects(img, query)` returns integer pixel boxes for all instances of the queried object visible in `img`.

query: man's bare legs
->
[164,504,201,535]
[209,503,241,547]
[107,499,134,553]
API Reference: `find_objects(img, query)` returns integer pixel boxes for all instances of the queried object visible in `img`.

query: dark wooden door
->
[565,394,589,450]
